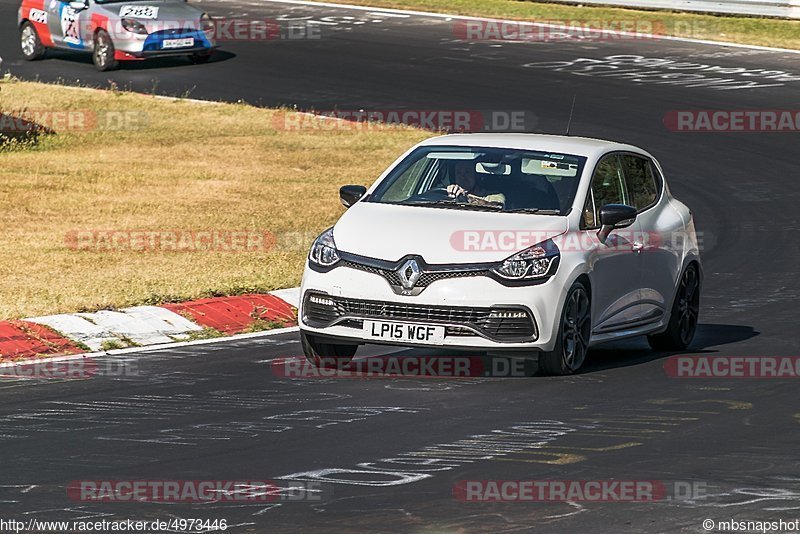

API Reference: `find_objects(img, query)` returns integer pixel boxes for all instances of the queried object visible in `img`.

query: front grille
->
[341,259,489,289]
[417,270,487,286]
[303,293,536,342]
[342,260,402,286]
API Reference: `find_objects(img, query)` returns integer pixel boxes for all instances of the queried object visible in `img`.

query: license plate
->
[363,320,445,344]
[162,38,194,49]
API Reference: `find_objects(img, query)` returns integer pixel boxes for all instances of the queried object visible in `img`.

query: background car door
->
[48,0,88,49]
[620,154,683,323]
[581,153,645,333]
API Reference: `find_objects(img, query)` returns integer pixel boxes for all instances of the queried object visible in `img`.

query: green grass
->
[183,327,228,341]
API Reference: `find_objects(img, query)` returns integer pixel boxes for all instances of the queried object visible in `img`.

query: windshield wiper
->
[403,200,504,212]
[402,199,457,207]
[504,208,562,215]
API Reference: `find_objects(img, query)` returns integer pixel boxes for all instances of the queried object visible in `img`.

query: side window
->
[583,154,626,228]
[621,154,659,210]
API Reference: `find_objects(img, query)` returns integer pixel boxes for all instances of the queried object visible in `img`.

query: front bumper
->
[115,29,215,58]
[299,260,567,352]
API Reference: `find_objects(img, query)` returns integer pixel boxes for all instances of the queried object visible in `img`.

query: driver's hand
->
[447,184,467,198]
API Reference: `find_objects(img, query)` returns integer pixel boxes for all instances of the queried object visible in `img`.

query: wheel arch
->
[537,263,592,351]
[574,273,592,299]
[661,256,702,329]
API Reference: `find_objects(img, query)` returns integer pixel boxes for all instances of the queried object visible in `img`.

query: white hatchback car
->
[299,134,701,375]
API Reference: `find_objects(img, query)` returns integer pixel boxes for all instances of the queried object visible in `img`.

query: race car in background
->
[18,0,217,71]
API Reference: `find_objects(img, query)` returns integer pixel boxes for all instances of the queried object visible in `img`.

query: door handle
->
[632,242,644,253]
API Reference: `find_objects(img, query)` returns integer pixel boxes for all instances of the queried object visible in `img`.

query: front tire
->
[647,264,700,351]
[20,21,46,61]
[539,280,591,376]
[93,30,119,72]
[301,331,357,369]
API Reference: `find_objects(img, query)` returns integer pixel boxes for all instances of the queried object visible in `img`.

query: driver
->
[446,161,506,207]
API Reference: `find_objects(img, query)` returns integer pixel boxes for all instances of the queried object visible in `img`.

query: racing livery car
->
[18,0,217,71]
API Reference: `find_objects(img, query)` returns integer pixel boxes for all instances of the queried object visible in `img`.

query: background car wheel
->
[93,30,119,72]
[20,21,45,61]
[539,280,591,376]
[301,331,357,369]
[647,264,700,351]
[190,52,212,64]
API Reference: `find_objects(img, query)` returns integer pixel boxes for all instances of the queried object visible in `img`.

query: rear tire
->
[93,30,118,72]
[647,264,700,351]
[20,21,45,61]
[539,280,591,376]
[301,331,357,369]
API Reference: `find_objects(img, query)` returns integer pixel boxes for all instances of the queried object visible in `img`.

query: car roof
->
[418,133,652,160]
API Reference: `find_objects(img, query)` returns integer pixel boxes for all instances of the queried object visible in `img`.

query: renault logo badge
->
[398,259,421,290]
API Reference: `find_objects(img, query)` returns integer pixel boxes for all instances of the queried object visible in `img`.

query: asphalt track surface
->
[2,0,800,532]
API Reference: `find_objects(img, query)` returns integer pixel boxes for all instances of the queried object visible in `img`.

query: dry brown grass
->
[0,79,433,319]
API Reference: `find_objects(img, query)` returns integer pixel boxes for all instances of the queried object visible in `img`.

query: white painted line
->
[103,325,300,354]
[367,11,409,17]
[255,0,800,55]
[28,83,224,106]
[151,94,222,105]
[0,352,97,370]
[0,326,300,371]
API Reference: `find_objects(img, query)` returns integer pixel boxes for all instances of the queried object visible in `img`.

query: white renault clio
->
[299,134,701,375]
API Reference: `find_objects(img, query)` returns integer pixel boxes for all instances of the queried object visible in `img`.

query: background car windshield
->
[368,146,587,214]
[94,0,152,4]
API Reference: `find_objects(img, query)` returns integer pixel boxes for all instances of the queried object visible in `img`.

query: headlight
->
[492,239,559,280]
[121,18,148,35]
[200,13,214,34]
[309,227,340,267]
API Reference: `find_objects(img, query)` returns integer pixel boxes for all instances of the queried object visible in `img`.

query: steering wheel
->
[408,187,457,202]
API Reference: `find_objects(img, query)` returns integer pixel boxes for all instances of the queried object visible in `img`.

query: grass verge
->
[0,79,432,319]
[325,0,800,50]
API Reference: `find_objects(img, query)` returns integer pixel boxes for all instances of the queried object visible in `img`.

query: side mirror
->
[339,185,367,208]
[69,0,87,9]
[597,204,637,244]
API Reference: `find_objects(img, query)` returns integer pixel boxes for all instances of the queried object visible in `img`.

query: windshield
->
[368,146,586,214]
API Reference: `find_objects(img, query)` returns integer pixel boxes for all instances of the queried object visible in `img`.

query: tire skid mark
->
[646,398,753,410]
[0,391,351,437]
[96,406,428,446]
[276,400,754,493]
